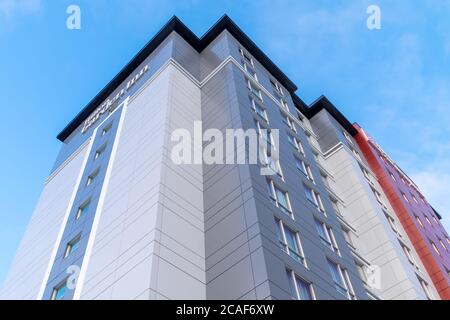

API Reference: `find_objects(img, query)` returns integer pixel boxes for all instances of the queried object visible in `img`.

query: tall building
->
[354,125,450,299]
[1,15,448,300]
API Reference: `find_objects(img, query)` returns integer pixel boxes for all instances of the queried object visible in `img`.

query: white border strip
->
[37,137,94,300]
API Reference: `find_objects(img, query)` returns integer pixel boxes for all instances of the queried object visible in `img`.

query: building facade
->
[1,16,448,300]
[354,125,450,299]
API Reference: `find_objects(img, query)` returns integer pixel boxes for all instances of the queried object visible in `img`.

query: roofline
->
[57,15,297,141]
[299,95,358,136]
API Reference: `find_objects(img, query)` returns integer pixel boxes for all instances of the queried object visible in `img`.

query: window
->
[243,62,257,80]
[385,212,400,236]
[240,48,254,66]
[415,215,424,228]
[447,237,450,245]
[76,200,90,220]
[412,195,419,204]
[418,278,433,300]
[432,216,439,224]
[327,260,355,299]
[275,219,305,264]
[86,168,100,187]
[64,234,81,258]
[343,228,354,247]
[270,79,284,96]
[94,143,107,160]
[304,185,325,213]
[343,130,354,145]
[51,279,68,300]
[286,270,314,300]
[438,239,447,252]
[401,192,410,204]
[246,78,262,99]
[425,215,432,226]
[355,262,368,284]
[261,148,283,177]
[287,133,304,154]
[388,171,397,182]
[431,241,441,256]
[321,172,330,188]
[280,98,290,111]
[282,113,296,132]
[254,119,274,149]
[330,198,341,216]
[351,147,362,161]
[267,180,292,217]
[401,243,416,266]
[372,188,385,206]
[315,219,339,254]
[101,122,112,136]
[360,165,372,182]
[297,111,305,123]
[295,158,314,182]
[249,97,267,121]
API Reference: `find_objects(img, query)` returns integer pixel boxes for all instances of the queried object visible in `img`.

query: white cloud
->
[411,170,450,233]
[0,0,41,26]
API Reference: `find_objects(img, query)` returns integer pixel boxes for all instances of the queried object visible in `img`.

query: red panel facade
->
[354,124,450,299]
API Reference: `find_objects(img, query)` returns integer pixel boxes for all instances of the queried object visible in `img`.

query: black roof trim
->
[57,15,297,141]
[299,95,358,136]
[431,207,442,220]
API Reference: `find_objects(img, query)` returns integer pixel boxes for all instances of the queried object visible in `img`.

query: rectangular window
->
[412,195,419,204]
[401,192,410,204]
[261,148,283,177]
[330,198,341,215]
[372,188,385,206]
[86,168,100,187]
[275,219,305,265]
[315,219,339,253]
[240,48,254,66]
[304,185,325,213]
[321,172,330,188]
[101,122,112,136]
[76,200,90,220]
[401,243,416,266]
[254,119,273,149]
[385,212,400,235]
[270,79,284,96]
[282,113,296,132]
[243,62,257,80]
[343,130,354,145]
[247,78,261,99]
[267,180,292,217]
[295,158,314,182]
[249,97,267,121]
[286,269,314,300]
[418,278,433,300]
[327,260,355,299]
[64,234,81,258]
[438,239,448,252]
[287,134,304,154]
[280,98,290,111]
[360,165,372,182]
[94,143,107,160]
[415,215,424,228]
[388,171,397,182]
[51,279,68,300]
[431,241,441,256]
[351,147,362,161]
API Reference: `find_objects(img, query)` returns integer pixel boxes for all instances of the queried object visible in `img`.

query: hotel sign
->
[81,65,149,133]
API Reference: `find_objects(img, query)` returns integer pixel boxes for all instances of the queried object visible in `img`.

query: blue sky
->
[1,0,449,286]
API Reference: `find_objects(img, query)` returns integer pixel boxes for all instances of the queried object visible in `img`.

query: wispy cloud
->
[0,0,42,28]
